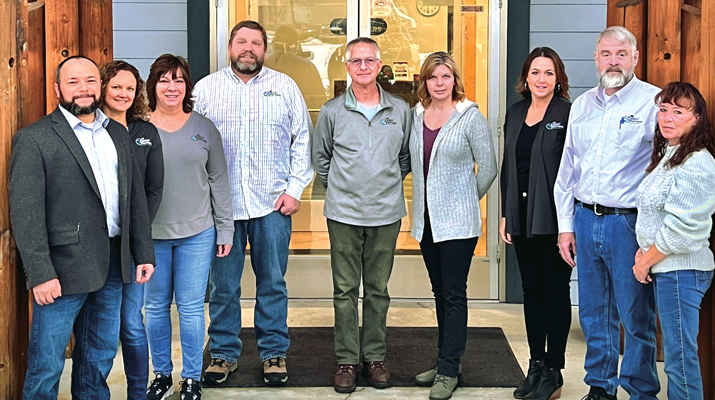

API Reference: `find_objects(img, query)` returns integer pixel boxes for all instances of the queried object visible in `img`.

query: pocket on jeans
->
[620,213,637,235]
[695,270,714,294]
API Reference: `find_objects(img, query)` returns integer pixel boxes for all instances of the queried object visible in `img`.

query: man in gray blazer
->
[9,56,156,400]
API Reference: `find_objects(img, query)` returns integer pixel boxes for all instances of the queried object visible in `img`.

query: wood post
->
[646,0,681,87]
[44,0,79,113]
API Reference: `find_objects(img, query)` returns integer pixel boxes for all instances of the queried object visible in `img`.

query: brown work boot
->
[365,361,392,388]
[333,364,358,393]
[262,357,288,386]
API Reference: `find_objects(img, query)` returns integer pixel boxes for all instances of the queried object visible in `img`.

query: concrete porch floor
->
[58,301,666,399]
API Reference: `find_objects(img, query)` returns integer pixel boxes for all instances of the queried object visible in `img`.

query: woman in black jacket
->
[100,60,164,400]
[499,47,572,400]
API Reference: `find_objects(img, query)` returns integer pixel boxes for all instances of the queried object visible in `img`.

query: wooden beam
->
[607,0,626,26]
[646,0,681,88]
[680,0,700,86]
[45,0,79,113]
[624,1,647,80]
[19,2,46,129]
[0,0,25,397]
[79,0,113,67]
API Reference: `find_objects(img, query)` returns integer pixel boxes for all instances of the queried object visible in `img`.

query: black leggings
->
[512,200,573,369]
[419,216,478,377]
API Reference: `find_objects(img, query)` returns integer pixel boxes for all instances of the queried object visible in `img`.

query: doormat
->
[202,327,524,388]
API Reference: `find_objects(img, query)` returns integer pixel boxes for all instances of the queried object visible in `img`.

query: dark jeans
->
[512,233,572,369]
[23,239,123,400]
[120,259,149,400]
[419,216,478,378]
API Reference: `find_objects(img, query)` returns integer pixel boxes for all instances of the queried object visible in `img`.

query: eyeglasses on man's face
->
[347,58,379,68]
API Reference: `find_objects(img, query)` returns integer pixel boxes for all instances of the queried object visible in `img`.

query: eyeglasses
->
[347,58,379,68]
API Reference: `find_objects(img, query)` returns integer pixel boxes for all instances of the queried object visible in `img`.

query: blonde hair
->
[418,52,466,108]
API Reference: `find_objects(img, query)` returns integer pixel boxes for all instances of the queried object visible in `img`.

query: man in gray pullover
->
[312,37,411,394]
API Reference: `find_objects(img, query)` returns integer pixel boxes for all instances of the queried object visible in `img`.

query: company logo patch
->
[619,115,643,129]
[135,137,152,146]
[545,122,563,130]
[191,134,207,143]
[263,90,282,97]
[380,117,397,125]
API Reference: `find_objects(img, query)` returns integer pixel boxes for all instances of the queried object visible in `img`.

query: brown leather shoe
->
[365,361,392,388]
[334,364,358,393]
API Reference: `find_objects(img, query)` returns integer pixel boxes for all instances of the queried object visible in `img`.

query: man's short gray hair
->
[345,37,381,60]
[596,26,638,53]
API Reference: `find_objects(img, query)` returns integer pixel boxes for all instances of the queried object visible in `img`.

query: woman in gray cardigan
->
[633,82,715,400]
[409,52,497,400]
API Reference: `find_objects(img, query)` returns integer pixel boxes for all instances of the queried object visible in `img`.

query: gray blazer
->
[500,96,571,237]
[9,107,156,295]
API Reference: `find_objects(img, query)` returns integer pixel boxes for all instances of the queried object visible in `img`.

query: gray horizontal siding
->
[113,0,188,79]
[530,5,606,32]
[531,0,606,4]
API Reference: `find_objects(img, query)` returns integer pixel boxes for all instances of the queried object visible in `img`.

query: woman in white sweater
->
[633,82,715,400]
[409,52,497,400]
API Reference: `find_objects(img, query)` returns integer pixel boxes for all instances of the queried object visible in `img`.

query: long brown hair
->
[417,52,466,108]
[100,60,150,122]
[647,81,715,173]
[146,54,194,113]
[516,47,570,100]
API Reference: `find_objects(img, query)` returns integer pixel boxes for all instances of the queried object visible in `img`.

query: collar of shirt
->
[596,75,642,106]
[59,105,110,131]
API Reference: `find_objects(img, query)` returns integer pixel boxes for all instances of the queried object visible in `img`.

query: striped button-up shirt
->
[59,106,121,236]
[194,66,313,220]
[554,76,661,232]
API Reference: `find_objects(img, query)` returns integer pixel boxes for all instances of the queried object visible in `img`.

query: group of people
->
[7,19,715,400]
[501,26,715,400]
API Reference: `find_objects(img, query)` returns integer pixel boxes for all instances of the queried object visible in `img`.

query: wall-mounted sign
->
[329,18,388,36]
[393,62,409,81]
[460,5,484,13]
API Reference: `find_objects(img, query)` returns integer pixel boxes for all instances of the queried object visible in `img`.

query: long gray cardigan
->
[410,100,498,243]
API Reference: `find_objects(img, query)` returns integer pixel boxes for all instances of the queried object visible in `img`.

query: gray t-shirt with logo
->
[152,111,234,244]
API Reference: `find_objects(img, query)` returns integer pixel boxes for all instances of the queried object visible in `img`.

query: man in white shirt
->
[554,26,661,400]
[194,21,313,387]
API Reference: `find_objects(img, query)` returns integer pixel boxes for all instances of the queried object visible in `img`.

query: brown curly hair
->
[99,60,151,122]
[647,81,715,173]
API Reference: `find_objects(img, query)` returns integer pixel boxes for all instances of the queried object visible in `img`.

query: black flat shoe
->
[513,359,542,399]
[524,363,563,400]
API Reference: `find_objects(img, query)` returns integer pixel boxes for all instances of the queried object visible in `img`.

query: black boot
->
[581,386,617,400]
[524,363,563,400]
[513,359,543,399]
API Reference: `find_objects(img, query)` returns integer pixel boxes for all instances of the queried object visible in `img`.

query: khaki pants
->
[327,219,401,365]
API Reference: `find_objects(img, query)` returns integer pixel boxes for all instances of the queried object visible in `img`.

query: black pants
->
[512,198,572,369]
[419,216,478,377]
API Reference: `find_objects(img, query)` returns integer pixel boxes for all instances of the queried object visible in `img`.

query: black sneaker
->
[582,386,617,400]
[146,373,174,400]
[180,378,201,400]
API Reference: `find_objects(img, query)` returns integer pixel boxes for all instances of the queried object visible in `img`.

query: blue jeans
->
[574,203,659,399]
[654,269,713,400]
[23,241,123,400]
[145,227,215,380]
[208,211,291,362]
[120,259,149,400]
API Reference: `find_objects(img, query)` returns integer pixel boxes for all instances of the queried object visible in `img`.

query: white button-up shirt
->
[59,106,121,236]
[194,66,313,220]
[554,77,661,232]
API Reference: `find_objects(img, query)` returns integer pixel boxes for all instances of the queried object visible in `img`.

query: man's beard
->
[597,65,635,89]
[59,90,100,116]
[231,51,264,75]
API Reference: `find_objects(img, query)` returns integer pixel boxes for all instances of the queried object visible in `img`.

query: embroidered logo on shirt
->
[191,134,207,143]
[619,115,643,129]
[545,122,564,130]
[380,117,397,125]
[135,137,152,146]
[263,90,282,97]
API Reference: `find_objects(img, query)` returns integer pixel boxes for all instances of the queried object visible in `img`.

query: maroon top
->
[423,121,441,180]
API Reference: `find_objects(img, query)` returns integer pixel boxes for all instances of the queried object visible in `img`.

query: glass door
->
[214,0,499,298]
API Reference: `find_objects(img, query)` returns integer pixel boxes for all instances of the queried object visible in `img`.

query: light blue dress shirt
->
[59,106,120,237]
[554,77,661,232]
[193,66,314,220]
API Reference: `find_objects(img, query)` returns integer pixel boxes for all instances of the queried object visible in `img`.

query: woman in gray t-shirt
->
[143,54,234,400]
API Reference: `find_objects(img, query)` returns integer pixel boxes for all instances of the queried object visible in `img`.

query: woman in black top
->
[499,47,572,400]
[100,60,164,400]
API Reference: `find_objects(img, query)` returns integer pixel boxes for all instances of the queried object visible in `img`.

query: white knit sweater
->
[409,100,498,243]
[635,146,715,273]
